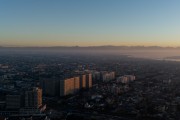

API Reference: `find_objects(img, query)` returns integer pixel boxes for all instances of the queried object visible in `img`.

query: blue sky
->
[0,0,180,47]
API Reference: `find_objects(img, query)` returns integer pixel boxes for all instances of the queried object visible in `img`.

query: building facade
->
[80,75,86,89]
[25,87,42,108]
[86,74,92,88]
[6,95,23,109]
[40,79,60,96]
[74,77,80,92]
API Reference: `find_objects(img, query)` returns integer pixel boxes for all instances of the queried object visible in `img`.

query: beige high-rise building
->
[74,77,80,92]
[86,74,92,88]
[80,75,86,89]
[60,78,75,96]
[25,87,42,108]
[59,75,92,96]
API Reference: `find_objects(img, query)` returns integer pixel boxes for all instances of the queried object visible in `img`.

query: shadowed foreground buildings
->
[3,87,47,119]
[40,79,60,96]
[5,87,43,117]
[6,95,23,110]
[40,74,93,97]
[6,87,42,110]
[25,87,42,108]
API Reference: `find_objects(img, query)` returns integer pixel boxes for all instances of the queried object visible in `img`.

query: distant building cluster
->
[101,71,115,82]
[95,75,132,96]
[0,64,9,69]
[40,74,92,97]
[97,84,123,95]
[75,70,116,84]
[91,71,101,81]
[116,75,136,84]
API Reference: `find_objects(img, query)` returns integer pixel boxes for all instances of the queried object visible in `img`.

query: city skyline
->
[1,0,180,47]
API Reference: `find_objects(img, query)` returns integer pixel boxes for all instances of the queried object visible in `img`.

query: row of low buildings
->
[87,71,115,83]
[116,75,136,84]
[78,70,116,82]
[40,74,92,97]
[101,71,115,82]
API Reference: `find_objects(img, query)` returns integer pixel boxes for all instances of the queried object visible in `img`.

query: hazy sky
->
[1,0,180,47]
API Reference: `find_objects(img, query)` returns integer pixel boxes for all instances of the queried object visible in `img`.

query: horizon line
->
[1,45,180,48]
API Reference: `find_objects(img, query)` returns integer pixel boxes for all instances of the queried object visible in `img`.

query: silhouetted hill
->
[0,46,178,50]
[1,46,180,59]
